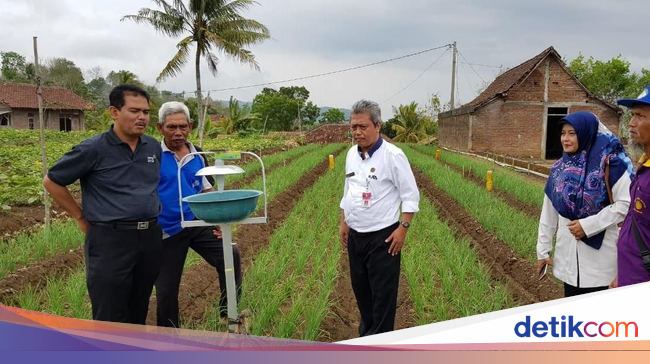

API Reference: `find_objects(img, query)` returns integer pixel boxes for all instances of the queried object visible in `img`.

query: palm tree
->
[107,70,141,86]
[122,0,270,146]
[392,102,428,143]
[223,96,259,134]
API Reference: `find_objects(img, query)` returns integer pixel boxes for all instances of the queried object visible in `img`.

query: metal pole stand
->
[178,151,267,334]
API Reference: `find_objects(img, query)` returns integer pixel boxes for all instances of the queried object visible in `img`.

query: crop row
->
[409,144,545,209]
[404,197,513,324]
[403,145,540,262]
[3,144,345,324]
[196,155,346,339]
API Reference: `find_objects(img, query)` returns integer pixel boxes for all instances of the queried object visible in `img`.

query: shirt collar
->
[357,137,383,160]
[640,153,650,168]
[106,125,146,146]
[160,139,198,157]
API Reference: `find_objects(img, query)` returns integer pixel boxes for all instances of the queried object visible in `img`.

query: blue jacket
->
[158,149,206,237]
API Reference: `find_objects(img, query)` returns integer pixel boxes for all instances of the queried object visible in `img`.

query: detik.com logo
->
[514,316,638,338]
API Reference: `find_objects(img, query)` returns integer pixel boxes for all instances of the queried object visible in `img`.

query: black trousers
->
[563,283,608,297]
[348,222,401,337]
[155,226,242,328]
[85,223,162,325]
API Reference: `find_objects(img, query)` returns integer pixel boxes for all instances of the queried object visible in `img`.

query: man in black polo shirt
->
[43,84,162,325]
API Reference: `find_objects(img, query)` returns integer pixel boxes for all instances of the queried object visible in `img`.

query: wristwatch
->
[401,221,410,229]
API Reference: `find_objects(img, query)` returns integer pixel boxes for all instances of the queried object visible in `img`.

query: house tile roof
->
[0,83,94,111]
[466,47,556,108]
[442,46,618,117]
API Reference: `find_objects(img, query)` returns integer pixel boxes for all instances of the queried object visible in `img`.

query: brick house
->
[437,47,621,160]
[0,83,94,131]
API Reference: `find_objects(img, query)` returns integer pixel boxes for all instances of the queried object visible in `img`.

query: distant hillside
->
[319,106,351,121]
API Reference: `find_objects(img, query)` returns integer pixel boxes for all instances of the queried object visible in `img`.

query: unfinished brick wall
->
[438,54,622,158]
[471,100,544,158]
[506,67,545,102]
[438,113,471,150]
[568,105,620,135]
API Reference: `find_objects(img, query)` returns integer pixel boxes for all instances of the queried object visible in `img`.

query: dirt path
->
[412,167,562,305]
[317,253,415,342]
[150,148,346,327]
[0,205,72,238]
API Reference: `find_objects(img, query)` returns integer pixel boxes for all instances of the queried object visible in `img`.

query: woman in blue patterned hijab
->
[537,111,634,297]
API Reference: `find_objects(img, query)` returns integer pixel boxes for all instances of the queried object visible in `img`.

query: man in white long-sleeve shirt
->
[339,99,420,336]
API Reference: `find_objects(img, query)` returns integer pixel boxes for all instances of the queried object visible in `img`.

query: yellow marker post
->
[329,154,335,170]
[435,149,441,160]
[486,170,493,192]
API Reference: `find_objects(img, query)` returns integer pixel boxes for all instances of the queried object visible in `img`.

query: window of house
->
[59,116,72,132]
[0,113,10,127]
[28,118,35,130]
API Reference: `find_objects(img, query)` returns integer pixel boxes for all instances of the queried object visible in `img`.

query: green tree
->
[1,51,29,81]
[107,70,142,86]
[301,101,320,126]
[568,53,648,104]
[381,116,398,139]
[215,96,259,135]
[43,58,88,97]
[392,102,428,142]
[251,86,319,131]
[321,108,345,123]
[252,91,299,131]
[277,85,310,102]
[122,0,271,146]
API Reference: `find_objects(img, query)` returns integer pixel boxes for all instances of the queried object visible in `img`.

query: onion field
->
[0,139,566,342]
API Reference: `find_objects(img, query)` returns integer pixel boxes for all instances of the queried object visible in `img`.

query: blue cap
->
[617,86,650,107]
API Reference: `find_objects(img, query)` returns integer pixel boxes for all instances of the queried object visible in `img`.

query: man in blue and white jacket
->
[156,101,242,328]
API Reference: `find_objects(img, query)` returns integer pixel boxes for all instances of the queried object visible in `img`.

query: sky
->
[1,0,648,118]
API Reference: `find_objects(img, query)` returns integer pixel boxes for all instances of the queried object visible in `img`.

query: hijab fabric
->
[544,111,634,250]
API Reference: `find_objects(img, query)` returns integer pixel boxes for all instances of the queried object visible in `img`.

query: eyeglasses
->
[164,124,190,131]
[350,124,372,132]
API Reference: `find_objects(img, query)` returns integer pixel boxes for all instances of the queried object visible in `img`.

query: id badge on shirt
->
[362,189,372,208]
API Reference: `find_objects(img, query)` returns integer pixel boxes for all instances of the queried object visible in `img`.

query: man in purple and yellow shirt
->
[614,85,650,287]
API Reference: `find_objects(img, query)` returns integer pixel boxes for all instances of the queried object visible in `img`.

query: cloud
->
[0,0,648,117]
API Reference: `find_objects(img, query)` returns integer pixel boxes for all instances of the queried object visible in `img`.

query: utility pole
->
[450,41,457,110]
[298,100,302,133]
[33,36,51,228]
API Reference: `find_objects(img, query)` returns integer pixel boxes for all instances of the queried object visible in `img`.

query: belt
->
[90,219,158,230]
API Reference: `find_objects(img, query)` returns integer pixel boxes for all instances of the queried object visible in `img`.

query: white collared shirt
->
[340,140,420,232]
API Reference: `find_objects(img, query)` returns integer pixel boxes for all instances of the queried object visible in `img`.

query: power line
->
[458,61,503,69]
[457,49,486,84]
[169,43,452,95]
[459,59,474,96]
[381,47,450,105]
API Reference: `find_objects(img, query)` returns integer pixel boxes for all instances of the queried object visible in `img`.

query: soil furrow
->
[317,255,415,342]
[412,167,562,305]
[226,154,302,191]
[0,247,84,305]
[436,160,541,219]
